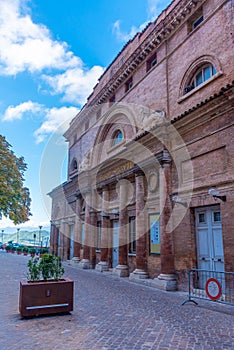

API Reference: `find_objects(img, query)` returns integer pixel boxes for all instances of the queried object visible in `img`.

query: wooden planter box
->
[19,278,74,317]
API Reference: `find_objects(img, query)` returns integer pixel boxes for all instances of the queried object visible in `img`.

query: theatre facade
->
[49,0,234,290]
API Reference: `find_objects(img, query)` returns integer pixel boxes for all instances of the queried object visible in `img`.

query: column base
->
[71,257,80,264]
[152,273,177,291]
[79,259,90,269]
[129,269,149,280]
[95,261,109,272]
[113,265,129,277]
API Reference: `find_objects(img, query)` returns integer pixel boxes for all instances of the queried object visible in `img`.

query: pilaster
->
[90,211,97,269]
[96,186,109,272]
[113,179,129,277]
[73,196,82,263]
[153,151,177,291]
[80,191,91,269]
[130,171,149,281]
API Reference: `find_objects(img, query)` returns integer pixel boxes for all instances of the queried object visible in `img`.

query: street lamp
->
[17,228,20,243]
[39,225,43,247]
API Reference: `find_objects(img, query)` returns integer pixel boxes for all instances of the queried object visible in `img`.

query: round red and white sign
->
[205,278,222,300]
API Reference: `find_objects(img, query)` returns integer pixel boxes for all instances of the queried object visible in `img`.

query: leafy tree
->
[0,135,31,224]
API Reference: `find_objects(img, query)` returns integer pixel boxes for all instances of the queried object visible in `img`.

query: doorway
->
[195,205,225,289]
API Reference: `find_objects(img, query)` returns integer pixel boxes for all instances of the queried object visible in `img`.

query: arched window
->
[72,159,78,171]
[112,130,124,146]
[184,63,216,94]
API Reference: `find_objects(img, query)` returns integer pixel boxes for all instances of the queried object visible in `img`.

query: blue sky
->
[0,0,171,230]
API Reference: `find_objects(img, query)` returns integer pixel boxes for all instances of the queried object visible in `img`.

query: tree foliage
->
[0,135,31,224]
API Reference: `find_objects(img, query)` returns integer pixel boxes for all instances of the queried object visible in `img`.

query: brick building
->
[49,0,234,290]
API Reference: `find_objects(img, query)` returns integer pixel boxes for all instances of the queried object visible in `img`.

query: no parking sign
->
[205,278,222,300]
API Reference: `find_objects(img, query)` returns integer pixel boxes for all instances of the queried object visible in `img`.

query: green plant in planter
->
[17,246,23,254]
[27,254,65,282]
[27,257,40,281]
[39,254,64,281]
[22,246,28,254]
[5,244,12,252]
[20,254,72,317]
[29,247,36,255]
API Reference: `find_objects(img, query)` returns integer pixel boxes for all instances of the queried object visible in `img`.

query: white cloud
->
[1,100,79,143]
[2,101,43,121]
[0,215,50,231]
[42,66,105,105]
[0,0,104,106]
[34,106,79,144]
[0,0,80,75]
[112,0,170,43]
[112,20,139,42]
[147,0,166,21]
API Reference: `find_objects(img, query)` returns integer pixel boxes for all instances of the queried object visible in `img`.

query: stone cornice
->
[87,0,202,106]
[66,0,204,134]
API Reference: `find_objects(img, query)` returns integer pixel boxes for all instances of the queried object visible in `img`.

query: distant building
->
[49,0,234,291]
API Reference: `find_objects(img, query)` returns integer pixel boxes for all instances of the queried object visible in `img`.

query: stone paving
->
[0,250,233,350]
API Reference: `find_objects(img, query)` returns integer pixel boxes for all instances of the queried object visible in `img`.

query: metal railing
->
[182,268,234,306]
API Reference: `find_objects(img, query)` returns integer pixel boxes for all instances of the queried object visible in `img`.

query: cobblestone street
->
[0,251,233,350]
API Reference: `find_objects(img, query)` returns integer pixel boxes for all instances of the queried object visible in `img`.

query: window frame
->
[183,63,217,95]
[179,55,222,102]
[112,129,124,147]
[125,77,133,92]
[128,217,136,255]
[71,158,78,172]
[146,52,157,72]
[187,7,203,33]
[192,15,203,30]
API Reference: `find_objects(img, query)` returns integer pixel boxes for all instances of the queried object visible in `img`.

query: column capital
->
[102,185,109,192]
[89,210,97,218]
[134,169,145,178]
[157,149,171,167]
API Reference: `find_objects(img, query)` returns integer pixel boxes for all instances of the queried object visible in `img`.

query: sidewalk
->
[0,251,233,350]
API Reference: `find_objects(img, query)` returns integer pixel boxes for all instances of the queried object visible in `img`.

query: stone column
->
[153,150,177,291]
[114,179,129,277]
[73,196,82,263]
[58,231,63,257]
[51,223,59,255]
[130,171,149,280]
[54,226,59,255]
[50,223,55,254]
[67,224,71,260]
[61,219,69,261]
[90,211,97,269]
[96,186,109,272]
[80,191,91,269]
[56,221,62,258]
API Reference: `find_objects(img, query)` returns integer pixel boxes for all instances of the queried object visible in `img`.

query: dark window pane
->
[213,212,221,222]
[199,213,205,223]
[212,65,217,75]
[204,66,211,80]
[196,70,203,86]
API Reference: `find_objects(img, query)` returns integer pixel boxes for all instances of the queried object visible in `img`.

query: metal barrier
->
[182,268,234,306]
